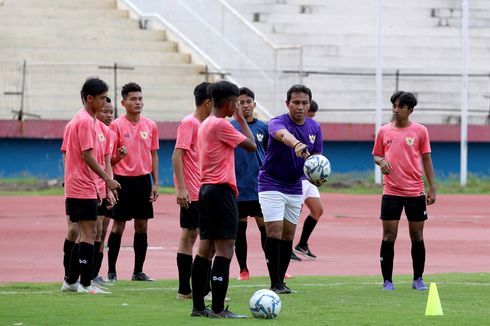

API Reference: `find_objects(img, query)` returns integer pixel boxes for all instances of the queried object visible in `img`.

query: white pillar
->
[460,0,469,186]
[375,0,383,184]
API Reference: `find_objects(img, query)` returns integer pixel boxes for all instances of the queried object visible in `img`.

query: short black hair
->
[397,92,417,109]
[207,80,239,108]
[121,82,142,99]
[309,100,318,113]
[105,97,112,103]
[239,87,255,100]
[80,77,108,101]
[286,84,312,102]
[390,91,404,104]
[194,82,211,106]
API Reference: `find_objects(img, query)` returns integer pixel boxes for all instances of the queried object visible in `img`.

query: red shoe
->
[284,272,294,279]
[237,269,250,281]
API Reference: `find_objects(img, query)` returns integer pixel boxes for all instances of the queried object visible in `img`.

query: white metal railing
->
[117,0,304,118]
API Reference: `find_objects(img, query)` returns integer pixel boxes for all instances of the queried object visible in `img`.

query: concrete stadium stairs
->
[0,0,206,121]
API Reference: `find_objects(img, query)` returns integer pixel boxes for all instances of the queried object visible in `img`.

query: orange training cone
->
[425,283,443,316]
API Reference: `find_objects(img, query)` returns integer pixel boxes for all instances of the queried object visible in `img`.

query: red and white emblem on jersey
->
[405,137,415,146]
[98,133,105,142]
[140,131,149,139]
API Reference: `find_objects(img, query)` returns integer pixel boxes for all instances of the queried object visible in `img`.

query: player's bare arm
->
[104,153,118,204]
[110,146,128,166]
[149,149,159,202]
[274,129,309,159]
[82,149,120,192]
[374,155,392,175]
[172,148,190,209]
[235,106,257,152]
[422,153,436,205]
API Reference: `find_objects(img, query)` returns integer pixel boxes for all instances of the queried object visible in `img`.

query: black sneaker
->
[209,305,248,319]
[290,251,302,261]
[294,244,317,260]
[191,307,214,317]
[131,272,154,281]
[271,283,292,294]
[107,272,117,282]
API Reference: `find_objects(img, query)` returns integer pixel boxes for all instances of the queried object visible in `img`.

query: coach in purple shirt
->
[258,84,323,294]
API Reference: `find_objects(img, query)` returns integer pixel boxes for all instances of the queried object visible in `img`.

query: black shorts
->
[113,174,154,221]
[380,195,428,222]
[180,201,199,230]
[199,184,238,240]
[66,198,98,222]
[237,200,263,219]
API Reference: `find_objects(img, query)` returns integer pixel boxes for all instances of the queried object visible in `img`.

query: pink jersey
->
[173,114,201,201]
[60,120,73,153]
[63,109,98,199]
[198,115,246,196]
[372,122,431,197]
[110,115,159,176]
[94,120,112,198]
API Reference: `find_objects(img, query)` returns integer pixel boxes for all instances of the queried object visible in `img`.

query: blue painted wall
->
[0,139,489,185]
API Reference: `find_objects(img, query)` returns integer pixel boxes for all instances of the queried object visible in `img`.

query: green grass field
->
[1,273,488,325]
[1,173,490,196]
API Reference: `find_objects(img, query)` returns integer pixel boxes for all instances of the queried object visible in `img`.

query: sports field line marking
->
[2,281,490,295]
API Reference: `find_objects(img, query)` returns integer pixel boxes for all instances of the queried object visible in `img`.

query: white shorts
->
[258,191,303,225]
[302,179,320,203]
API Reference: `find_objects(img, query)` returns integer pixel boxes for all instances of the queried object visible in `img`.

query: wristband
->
[379,158,385,165]
[293,141,302,149]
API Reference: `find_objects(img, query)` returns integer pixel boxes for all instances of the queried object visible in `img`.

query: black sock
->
[92,241,101,279]
[235,221,248,272]
[380,240,395,282]
[411,240,425,280]
[107,232,122,274]
[205,261,212,295]
[299,215,318,247]
[63,239,75,278]
[211,256,231,313]
[95,252,104,277]
[79,242,94,287]
[279,239,293,284]
[265,237,280,288]
[191,255,210,311]
[177,253,193,295]
[133,232,148,274]
[258,226,267,253]
[66,243,80,284]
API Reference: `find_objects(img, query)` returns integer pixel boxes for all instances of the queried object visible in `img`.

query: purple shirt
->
[258,114,323,195]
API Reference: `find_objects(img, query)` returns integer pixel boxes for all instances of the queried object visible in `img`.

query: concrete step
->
[0,0,116,9]
[0,8,128,18]
[0,49,191,65]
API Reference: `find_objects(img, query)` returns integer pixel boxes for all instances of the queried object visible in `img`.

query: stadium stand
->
[0,0,207,121]
[226,0,490,124]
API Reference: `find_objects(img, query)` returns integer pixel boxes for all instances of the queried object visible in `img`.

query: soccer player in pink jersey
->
[107,82,159,282]
[172,82,212,300]
[61,77,120,294]
[372,91,436,291]
[190,81,256,318]
[92,97,125,285]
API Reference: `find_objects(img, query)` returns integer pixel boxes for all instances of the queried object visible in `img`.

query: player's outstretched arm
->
[274,129,309,159]
[422,153,436,205]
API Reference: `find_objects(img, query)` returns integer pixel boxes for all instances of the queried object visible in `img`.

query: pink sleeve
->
[372,128,385,156]
[78,119,94,151]
[104,129,112,156]
[419,126,431,154]
[175,120,194,150]
[151,122,159,151]
[219,119,246,149]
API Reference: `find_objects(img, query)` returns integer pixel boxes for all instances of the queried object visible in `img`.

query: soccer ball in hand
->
[249,289,281,319]
[303,154,331,182]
